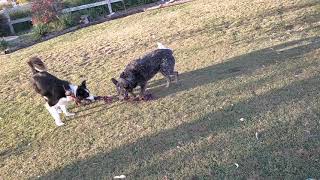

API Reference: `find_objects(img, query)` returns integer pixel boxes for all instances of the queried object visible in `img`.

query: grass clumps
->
[0,39,8,51]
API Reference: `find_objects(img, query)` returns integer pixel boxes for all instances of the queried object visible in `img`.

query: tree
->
[31,0,62,25]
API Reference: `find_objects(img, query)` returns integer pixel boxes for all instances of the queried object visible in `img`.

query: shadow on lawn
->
[145,112,320,180]
[38,37,320,179]
[67,102,125,121]
[0,141,31,164]
[149,36,320,98]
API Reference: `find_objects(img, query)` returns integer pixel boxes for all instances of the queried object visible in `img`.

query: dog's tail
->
[27,57,47,74]
[157,42,171,50]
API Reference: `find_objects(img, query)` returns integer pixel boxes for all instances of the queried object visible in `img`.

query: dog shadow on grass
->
[0,141,32,164]
[66,102,125,121]
[37,36,320,179]
[38,72,320,179]
[148,36,320,98]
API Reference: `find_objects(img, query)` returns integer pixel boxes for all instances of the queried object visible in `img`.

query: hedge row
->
[0,0,159,36]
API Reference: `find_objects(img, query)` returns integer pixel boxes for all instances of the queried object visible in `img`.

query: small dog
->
[111,43,178,99]
[27,57,97,126]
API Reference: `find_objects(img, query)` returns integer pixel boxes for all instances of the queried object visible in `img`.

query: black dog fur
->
[111,44,178,99]
[28,57,95,126]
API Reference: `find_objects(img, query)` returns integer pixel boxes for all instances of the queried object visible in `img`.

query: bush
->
[31,0,62,24]
[32,23,49,39]
[32,14,76,38]
[48,20,65,32]
[58,13,77,27]
[106,0,159,12]
[124,0,159,8]
[0,39,8,51]
[9,9,32,20]
[0,28,7,37]
[47,13,76,32]
[62,0,99,8]
[68,5,109,25]
[85,6,108,19]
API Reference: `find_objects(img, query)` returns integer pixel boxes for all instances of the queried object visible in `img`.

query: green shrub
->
[0,28,7,37]
[48,20,66,32]
[58,13,77,27]
[0,39,8,51]
[124,0,159,8]
[69,5,109,24]
[62,0,159,11]
[31,13,76,36]
[62,0,99,8]
[105,0,160,12]
[86,6,108,19]
[32,23,49,39]
[48,13,77,32]
[9,9,32,20]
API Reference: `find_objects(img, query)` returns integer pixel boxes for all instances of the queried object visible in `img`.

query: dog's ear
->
[111,78,118,85]
[80,80,87,87]
[120,72,126,78]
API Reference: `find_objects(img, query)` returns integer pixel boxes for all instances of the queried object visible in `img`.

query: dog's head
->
[111,78,131,100]
[75,80,95,101]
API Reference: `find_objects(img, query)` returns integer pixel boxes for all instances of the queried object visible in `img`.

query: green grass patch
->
[9,9,31,20]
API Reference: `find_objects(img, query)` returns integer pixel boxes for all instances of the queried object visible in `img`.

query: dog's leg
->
[128,90,136,98]
[172,71,179,83]
[160,71,171,88]
[57,98,75,116]
[139,84,147,98]
[59,105,75,117]
[165,76,171,88]
[45,103,64,126]
[56,107,62,114]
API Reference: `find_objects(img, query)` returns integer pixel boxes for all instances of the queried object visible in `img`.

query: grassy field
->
[0,0,320,179]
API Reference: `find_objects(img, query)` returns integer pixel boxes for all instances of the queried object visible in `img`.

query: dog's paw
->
[139,94,154,101]
[75,101,82,106]
[120,96,130,101]
[55,122,65,126]
[131,97,140,101]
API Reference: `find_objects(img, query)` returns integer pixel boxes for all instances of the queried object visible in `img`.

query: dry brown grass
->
[0,0,319,179]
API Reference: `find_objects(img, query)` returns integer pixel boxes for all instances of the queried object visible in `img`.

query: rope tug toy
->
[72,94,154,106]
[95,95,115,103]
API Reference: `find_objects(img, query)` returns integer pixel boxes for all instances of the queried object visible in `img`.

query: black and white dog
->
[27,57,96,126]
[111,43,178,99]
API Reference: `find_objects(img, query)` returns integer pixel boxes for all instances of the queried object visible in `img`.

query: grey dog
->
[111,43,178,99]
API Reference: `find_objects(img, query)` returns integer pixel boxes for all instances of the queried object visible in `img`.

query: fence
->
[0,3,31,34]
[0,0,125,35]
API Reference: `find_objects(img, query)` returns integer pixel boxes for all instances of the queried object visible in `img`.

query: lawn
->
[0,0,320,179]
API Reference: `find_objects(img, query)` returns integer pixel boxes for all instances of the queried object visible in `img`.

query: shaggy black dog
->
[111,43,178,100]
